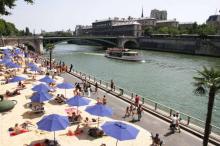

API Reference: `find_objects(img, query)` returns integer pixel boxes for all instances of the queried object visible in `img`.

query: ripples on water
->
[52,43,220,128]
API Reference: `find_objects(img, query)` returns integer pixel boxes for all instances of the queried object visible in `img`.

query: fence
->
[69,68,220,141]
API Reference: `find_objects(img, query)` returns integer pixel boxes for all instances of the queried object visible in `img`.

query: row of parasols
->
[30,81,139,146]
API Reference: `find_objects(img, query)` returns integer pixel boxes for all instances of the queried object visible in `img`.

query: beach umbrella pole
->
[54,131,56,144]
[116,140,118,146]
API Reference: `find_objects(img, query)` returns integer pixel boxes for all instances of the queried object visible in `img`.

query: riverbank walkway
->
[62,72,215,146]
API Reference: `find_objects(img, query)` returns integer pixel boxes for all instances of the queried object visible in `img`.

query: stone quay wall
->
[139,37,220,57]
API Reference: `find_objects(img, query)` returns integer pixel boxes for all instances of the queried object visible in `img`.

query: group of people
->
[124,103,143,122]
[170,112,181,132]
[55,94,67,104]
[97,95,107,105]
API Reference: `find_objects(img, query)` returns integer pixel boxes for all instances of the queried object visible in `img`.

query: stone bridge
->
[0,36,44,53]
[43,36,139,49]
[0,36,139,53]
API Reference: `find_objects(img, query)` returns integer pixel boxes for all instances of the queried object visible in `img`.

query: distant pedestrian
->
[69,64,73,72]
[124,106,130,118]
[87,84,91,97]
[110,80,115,91]
[102,95,107,105]
[95,82,98,93]
[135,95,140,107]
[137,104,143,121]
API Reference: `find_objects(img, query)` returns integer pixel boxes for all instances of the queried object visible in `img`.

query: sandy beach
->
[0,52,152,146]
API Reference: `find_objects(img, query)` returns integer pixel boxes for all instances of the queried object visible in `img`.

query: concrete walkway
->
[62,73,213,146]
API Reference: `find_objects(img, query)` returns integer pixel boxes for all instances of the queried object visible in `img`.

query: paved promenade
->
[62,73,214,146]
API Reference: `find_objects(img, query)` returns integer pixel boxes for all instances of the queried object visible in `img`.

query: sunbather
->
[6,89,20,97]
[13,123,28,134]
[18,81,26,88]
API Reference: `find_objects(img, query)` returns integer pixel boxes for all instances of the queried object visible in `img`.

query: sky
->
[2,0,220,33]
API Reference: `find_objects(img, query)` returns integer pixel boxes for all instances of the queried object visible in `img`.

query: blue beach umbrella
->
[86,103,113,126]
[30,66,41,72]
[6,62,21,69]
[27,62,37,68]
[9,76,26,83]
[56,82,75,98]
[101,121,140,146]
[57,82,74,89]
[66,95,90,107]
[37,114,69,141]
[39,76,55,84]
[66,95,90,113]
[32,83,51,92]
[3,49,11,54]
[0,58,11,64]
[14,48,23,55]
[31,91,52,102]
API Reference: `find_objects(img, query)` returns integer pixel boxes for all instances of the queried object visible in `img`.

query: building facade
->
[91,18,142,37]
[75,25,92,36]
[206,15,220,33]
[150,9,167,20]
[156,19,179,28]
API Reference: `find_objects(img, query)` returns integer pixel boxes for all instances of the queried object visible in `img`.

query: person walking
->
[95,82,98,93]
[110,80,114,91]
[137,104,143,121]
[87,84,91,98]
[69,64,73,72]
[135,95,140,107]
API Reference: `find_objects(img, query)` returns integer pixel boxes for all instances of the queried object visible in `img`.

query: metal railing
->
[69,68,220,141]
[41,54,220,142]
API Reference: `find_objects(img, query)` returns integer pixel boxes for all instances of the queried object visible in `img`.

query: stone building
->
[206,15,220,33]
[75,25,92,36]
[92,18,125,36]
[92,18,142,37]
[150,9,167,20]
[156,19,179,28]
[112,21,142,37]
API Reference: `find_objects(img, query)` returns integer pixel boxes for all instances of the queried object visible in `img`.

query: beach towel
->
[66,130,83,136]
[9,129,29,136]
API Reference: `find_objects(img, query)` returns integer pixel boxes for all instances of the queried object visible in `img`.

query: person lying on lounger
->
[18,81,26,88]
[13,123,27,134]
[6,89,20,97]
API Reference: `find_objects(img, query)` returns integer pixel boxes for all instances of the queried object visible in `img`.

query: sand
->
[0,64,152,146]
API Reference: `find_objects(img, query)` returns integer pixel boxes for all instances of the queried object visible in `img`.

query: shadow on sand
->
[21,111,44,119]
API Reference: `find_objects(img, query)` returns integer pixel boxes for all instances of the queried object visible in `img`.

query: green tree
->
[197,24,217,38]
[158,27,169,34]
[144,27,153,36]
[193,67,220,146]
[168,27,179,36]
[45,43,55,70]
[0,0,33,15]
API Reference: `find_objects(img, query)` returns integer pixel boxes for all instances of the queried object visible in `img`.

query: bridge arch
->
[123,40,139,49]
[43,38,117,48]
[22,41,37,51]
[118,38,139,49]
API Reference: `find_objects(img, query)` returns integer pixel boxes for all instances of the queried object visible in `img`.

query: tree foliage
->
[0,0,33,15]
[193,67,220,146]
[144,22,218,36]
[0,18,19,35]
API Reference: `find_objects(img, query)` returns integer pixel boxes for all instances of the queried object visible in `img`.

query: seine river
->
[52,43,220,128]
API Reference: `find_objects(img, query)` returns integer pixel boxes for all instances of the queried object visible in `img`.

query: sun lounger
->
[31,106,45,114]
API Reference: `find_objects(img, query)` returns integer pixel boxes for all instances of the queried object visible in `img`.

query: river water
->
[52,43,220,128]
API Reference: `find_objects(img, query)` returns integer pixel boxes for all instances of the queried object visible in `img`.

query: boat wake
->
[83,52,104,56]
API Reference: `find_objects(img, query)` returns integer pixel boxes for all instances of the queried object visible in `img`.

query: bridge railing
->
[69,68,220,141]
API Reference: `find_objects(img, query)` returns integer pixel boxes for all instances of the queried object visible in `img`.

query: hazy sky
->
[2,0,220,33]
